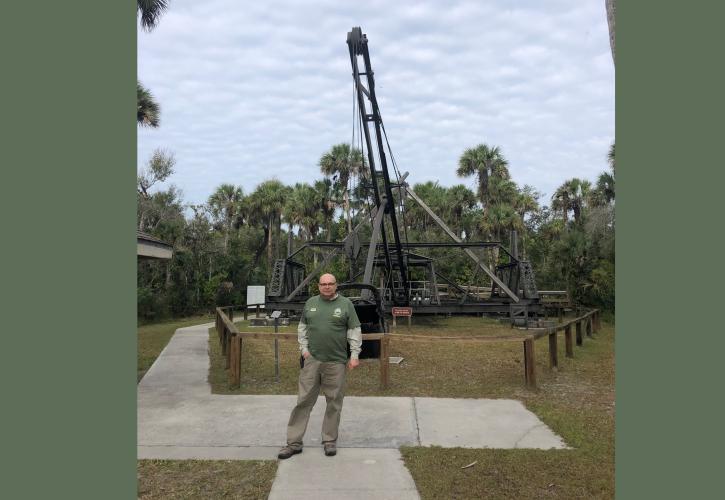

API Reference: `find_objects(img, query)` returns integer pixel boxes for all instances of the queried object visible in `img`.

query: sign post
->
[391,306,413,330]
[271,310,282,382]
[246,285,265,319]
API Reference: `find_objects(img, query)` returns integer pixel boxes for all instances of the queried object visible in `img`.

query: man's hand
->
[347,358,360,370]
[303,351,311,359]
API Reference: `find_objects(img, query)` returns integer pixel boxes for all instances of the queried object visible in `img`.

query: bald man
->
[278,273,362,458]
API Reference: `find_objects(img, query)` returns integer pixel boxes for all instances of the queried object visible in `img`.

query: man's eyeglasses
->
[319,282,336,286]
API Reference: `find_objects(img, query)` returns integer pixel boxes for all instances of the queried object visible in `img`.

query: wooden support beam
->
[285,217,370,301]
[586,317,593,337]
[380,334,390,389]
[387,333,533,343]
[404,185,519,302]
[237,332,298,341]
[565,324,574,357]
[361,206,385,290]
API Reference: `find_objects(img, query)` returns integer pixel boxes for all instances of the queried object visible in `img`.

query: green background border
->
[2,2,136,498]
[2,2,723,498]
[617,2,725,498]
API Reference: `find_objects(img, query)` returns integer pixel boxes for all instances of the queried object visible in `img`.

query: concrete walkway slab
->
[138,322,569,498]
[138,394,420,449]
[414,397,568,449]
[268,448,420,500]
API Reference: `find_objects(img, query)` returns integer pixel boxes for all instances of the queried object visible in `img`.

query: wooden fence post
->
[380,335,390,389]
[576,321,583,346]
[586,316,593,337]
[225,334,231,369]
[523,338,537,389]
[565,324,574,357]
[229,335,241,388]
[548,328,558,369]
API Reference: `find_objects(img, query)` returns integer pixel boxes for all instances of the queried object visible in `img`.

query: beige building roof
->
[137,231,173,260]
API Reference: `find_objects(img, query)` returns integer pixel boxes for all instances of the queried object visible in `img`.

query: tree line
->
[137,2,614,321]
[137,142,615,321]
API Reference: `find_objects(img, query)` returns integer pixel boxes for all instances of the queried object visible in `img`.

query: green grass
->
[400,321,615,499]
[137,314,212,382]
[137,459,277,499]
[208,314,615,498]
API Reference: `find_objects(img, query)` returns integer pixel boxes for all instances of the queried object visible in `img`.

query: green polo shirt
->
[302,294,361,363]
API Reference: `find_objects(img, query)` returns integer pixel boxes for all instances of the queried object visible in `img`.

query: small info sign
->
[391,307,413,317]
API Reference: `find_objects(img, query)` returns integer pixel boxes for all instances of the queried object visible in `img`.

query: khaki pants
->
[286,356,347,449]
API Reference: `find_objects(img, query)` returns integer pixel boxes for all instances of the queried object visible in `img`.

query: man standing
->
[278,273,362,458]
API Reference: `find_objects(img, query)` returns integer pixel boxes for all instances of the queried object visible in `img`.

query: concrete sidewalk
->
[138,322,568,498]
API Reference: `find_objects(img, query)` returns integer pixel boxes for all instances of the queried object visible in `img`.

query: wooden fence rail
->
[214,306,601,391]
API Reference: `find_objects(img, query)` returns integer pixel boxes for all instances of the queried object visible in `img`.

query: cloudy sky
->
[138,0,614,208]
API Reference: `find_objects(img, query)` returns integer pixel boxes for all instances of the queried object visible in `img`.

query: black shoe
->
[323,443,337,456]
[278,446,302,459]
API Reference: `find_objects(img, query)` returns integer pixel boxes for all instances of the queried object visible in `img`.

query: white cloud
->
[138,0,614,204]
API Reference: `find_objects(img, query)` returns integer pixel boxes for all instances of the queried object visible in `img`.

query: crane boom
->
[347,27,410,306]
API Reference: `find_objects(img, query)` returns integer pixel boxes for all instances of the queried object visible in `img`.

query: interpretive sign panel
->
[246,286,266,306]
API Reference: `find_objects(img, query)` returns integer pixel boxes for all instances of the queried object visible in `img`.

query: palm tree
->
[514,185,541,221]
[407,181,447,237]
[208,184,244,253]
[137,81,160,128]
[487,176,518,207]
[456,144,510,216]
[571,180,592,224]
[607,142,616,175]
[285,183,322,242]
[445,185,477,238]
[319,144,366,234]
[313,179,337,242]
[513,185,540,258]
[481,203,521,267]
[137,0,169,31]
[552,178,591,224]
[590,171,615,207]
[137,2,167,127]
[248,180,290,267]
[551,181,573,224]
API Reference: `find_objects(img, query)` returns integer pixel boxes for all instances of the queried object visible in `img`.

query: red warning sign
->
[391,307,413,317]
